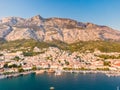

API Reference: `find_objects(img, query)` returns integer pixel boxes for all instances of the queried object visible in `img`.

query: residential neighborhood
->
[0,46,120,78]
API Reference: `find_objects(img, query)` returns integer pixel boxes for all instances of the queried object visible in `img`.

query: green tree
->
[18,68,24,72]
[103,61,111,66]
[32,66,37,70]
[4,63,8,68]
[13,56,20,61]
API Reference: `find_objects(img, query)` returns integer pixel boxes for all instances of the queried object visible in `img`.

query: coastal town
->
[0,46,120,79]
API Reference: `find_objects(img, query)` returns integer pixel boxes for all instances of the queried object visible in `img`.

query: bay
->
[0,72,120,90]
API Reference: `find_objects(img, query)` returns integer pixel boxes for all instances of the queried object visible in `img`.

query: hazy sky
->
[0,0,120,30]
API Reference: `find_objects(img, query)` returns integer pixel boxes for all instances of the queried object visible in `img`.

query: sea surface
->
[0,72,120,90]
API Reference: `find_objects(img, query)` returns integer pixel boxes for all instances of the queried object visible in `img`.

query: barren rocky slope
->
[0,15,120,43]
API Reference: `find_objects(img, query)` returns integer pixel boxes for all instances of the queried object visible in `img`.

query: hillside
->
[1,39,120,53]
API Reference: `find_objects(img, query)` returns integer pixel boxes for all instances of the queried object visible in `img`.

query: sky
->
[0,0,120,30]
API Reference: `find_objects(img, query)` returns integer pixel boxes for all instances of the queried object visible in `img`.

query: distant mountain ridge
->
[0,15,120,43]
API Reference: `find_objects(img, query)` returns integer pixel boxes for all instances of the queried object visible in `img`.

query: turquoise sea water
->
[0,72,120,90]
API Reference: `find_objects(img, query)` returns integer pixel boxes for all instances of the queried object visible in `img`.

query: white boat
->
[55,70,61,76]
[0,75,6,79]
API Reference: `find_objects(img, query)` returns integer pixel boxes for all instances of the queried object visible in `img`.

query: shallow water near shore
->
[0,72,120,90]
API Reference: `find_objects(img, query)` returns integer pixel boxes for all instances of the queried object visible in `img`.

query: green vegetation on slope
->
[0,39,50,51]
[68,41,120,52]
[98,54,120,59]
[1,39,120,53]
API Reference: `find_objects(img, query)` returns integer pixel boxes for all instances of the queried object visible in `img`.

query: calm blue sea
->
[0,72,120,90]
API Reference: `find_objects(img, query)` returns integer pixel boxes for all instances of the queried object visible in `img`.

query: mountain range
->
[0,15,120,43]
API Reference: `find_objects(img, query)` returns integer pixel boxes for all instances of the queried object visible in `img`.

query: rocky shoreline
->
[0,71,35,79]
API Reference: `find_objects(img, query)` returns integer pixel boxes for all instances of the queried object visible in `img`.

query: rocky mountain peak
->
[0,17,25,26]
[30,15,43,21]
[85,22,98,28]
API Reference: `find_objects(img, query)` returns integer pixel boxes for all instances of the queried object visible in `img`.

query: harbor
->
[0,72,120,90]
